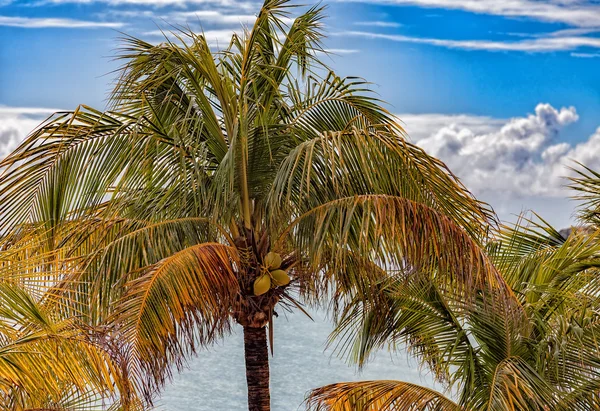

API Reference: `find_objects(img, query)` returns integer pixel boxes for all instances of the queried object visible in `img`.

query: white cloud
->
[321,48,360,54]
[0,107,62,115]
[143,28,240,45]
[400,103,600,200]
[26,0,600,28]
[0,107,58,159]
[547,27,600,37]
[0,16,124,29]
[167,9,296,26]
[32,0,259,7]
[143,11,296,45]
[399,103,600,226]
[0,15,123,28]
[337,0,600,28]
[354,21,402,28]
[398,113,506,141]
[97,5,262,27]
[339,30,600,52]
[571,52,600,58]
[168,10,257,25]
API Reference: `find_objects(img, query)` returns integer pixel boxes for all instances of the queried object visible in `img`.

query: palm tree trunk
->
[243,325,270,411]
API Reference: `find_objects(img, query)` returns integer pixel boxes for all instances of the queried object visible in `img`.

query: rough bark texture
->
[244,325,271,411]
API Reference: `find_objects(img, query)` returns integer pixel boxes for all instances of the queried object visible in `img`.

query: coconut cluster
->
[253,252,290,296]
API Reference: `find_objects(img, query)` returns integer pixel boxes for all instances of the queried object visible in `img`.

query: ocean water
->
[157,309,438,410]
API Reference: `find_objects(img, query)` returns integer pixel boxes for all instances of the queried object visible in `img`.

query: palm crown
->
[308,173,600,410]
[0,1,511,409]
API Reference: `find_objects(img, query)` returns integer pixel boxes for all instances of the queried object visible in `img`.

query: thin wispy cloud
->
[339,30,600,52]
[323,48,360,54]
[354,20,401,28]
[336,0,600,28]
[27,0,258,7]
[143,28,239,45]
[571,52,600,58]
[0,15,123,28]
[547,27,600,37]
[96,7,259,24]
[169,10,257,25]
[25,0,600,28]
[490,31,535,39]
[169,10,296,26]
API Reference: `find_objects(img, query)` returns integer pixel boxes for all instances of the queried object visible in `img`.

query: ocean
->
[157,309,437,410]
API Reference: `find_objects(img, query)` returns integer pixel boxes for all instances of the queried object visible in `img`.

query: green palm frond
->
[270,128,495,240]
[330,273,484,388]
[568,163,600,226]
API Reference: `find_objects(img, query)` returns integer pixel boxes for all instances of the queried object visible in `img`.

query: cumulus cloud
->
[398,113,505,141]
[400,103,600,199]
[0,107,57,159]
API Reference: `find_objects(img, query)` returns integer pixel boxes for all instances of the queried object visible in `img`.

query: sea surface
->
[157,309,438,410]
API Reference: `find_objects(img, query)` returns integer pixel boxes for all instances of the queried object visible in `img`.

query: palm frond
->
[0,282,138,409]
[279,193,509,297]
[568,162,600,226]
[111,242,239,399]
[306,380,460,411]
[473,357,557,411]
[270,128,495,242]
[330,273,485,392]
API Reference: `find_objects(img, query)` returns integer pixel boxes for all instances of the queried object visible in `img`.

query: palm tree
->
[307,179,600,410]
[0,1,507,408]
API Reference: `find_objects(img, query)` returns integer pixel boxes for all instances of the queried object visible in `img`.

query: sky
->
[1,0,600,229]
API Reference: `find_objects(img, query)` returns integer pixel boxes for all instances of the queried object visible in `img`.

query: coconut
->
[264,251,282,269]
[271,269,290,286]
[253,274,271,296]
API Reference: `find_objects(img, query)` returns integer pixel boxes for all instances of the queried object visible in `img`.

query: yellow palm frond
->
[306,380,460,411]
[111,242,239,397]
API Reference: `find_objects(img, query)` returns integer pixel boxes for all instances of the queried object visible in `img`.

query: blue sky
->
[1,0,600,227]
